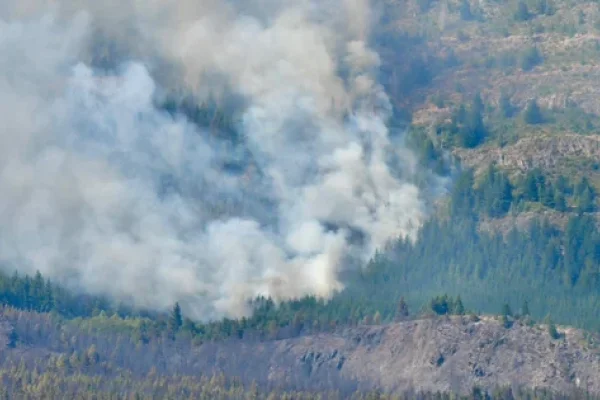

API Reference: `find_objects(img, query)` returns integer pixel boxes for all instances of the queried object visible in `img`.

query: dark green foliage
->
[546,316,561,339]
[501,304,513,328]
[429,295,452,315]
[520,47,543,71]
[575,177,597,212]
[477,165,513,217]
[168,302,183,336]
[449,94,488,148]
[428,295,465,316]
[514,0,531,21]
[358,198,600,331]
[554,190,567,212]
[451,169,476,216]
[498,92,515,118]
[522,99,544,124]
[537,0,555,15]
[0,270,141,320]
[514,170,586,212]
[455,296,465,315]
[395,297,410,321]
[519,168,544,202]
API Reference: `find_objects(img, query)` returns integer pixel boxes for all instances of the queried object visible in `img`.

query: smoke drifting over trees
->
[0,0,429,320]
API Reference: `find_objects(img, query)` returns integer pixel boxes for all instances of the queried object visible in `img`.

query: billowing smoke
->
[0,0,426,319]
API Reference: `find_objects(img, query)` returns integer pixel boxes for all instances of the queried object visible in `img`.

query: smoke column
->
[0,0,426,319]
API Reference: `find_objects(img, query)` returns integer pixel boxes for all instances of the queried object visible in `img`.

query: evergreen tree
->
[168,302,183,335]
[521,169,541,202]
[577,187,595,213]
[454,296,465,315]
[521,46,543,71]
[478,165,513,217]
[514,0,531,21]
[395,297,410,321]
[573,177,596,213]
[451,170,476,216]
[473,92,484,116]
[462,94,487,148]
[554,190,567,212]
[546,316,560,339]
[541,182,555,208]
[430,295,451,315]
[523,99,544,124]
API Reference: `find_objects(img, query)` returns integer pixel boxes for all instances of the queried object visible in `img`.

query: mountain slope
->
[238,316,600,395]
[3,307,600,397]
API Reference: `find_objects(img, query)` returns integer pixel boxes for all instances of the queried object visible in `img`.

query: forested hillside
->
[4,0,600,397]
[2,298,600,399]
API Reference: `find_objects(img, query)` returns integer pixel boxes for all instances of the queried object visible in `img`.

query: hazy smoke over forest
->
[0,0,427,319]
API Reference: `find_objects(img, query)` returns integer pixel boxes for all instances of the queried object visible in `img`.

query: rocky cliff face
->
[454,134,600,178]
[180,316,600,395]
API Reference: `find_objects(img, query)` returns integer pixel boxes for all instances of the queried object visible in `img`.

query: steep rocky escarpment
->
[180,316,600,395]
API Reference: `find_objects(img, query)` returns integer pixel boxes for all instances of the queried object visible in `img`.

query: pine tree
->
[523,99,544,124]
[554,190,567,212]
[578,187,595,213]
[454,296,465,315]
[395,297,410,321]
[461,95,487,148]
[546,315,560,339]
[501,303,513,328]
[168,302,183,335]
[514,0,530,21]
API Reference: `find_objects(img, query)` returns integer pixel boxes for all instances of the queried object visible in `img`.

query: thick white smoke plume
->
[0,0,425,319]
